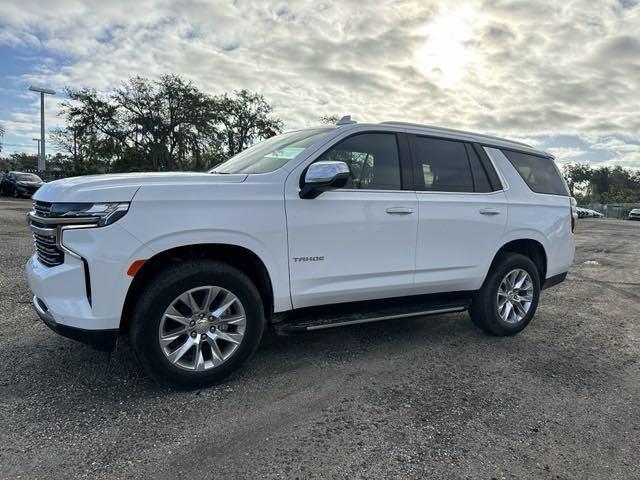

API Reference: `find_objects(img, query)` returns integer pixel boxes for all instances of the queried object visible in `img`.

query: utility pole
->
[32,138,41,160]
[28,86,56,172]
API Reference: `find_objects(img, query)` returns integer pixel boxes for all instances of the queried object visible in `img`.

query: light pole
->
[32,138,41,160]
[28,85,56,172]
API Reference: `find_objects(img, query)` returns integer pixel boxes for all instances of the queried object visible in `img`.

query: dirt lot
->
[0,197,638,479]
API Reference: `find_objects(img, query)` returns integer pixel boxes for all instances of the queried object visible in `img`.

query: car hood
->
[33,172,248,203]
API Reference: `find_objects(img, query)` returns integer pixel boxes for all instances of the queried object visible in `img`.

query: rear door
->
[285,131,419,308]
[411,135,508,293]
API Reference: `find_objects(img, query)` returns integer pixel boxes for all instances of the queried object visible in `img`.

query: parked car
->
[576,207,589,219]
[577,207,603,218]
[25,118,575,388]
[0,171,44,198]
[628,208,640,221]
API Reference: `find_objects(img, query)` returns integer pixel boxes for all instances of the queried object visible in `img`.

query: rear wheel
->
[469,252,540,336]
[130,259,265,388]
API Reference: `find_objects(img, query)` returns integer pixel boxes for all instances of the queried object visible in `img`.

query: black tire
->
[130,259,265,388]
[469,252,541,336]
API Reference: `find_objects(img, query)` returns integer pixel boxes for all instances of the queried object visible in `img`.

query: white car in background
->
[577,207,604,218]
[628,208,640,221]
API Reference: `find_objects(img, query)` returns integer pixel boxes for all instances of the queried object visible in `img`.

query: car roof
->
[329,120,551,158]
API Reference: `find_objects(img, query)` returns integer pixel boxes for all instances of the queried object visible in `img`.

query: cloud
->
[0,0,639,166]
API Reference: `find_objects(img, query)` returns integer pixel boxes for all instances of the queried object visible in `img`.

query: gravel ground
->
[0,197,638,479]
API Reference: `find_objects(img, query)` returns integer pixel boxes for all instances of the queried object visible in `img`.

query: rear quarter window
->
[502,150,568,196]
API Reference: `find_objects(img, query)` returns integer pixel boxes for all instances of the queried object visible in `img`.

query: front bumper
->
[32,296,118,351]
[25,220,155,348]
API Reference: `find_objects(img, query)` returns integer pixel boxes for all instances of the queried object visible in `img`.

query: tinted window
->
[466,144,492,193]
[316,133,401,190]
[414,137,473,192]
[502,150,568,196]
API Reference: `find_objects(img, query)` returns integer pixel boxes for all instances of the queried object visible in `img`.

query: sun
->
[414,4,477,88]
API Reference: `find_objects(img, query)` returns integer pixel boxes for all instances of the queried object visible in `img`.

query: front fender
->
[119,184,292,312]
[126,229,292,313]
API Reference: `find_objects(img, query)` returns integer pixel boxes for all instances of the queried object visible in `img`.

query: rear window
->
[502,150,568,196]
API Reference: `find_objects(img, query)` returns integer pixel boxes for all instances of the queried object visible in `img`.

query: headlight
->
[50,202,130,227]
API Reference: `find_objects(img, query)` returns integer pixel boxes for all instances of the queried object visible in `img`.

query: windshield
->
[17,173,42,182]
[210,128,335,174]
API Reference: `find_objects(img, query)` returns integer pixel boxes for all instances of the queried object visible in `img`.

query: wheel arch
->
[491,238,547,282]
[120,243,275,334]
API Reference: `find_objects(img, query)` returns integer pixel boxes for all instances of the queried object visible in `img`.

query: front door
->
[285,132,419,309]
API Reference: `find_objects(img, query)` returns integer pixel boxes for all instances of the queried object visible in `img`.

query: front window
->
[315,133,402,190]
[17,173,42,182]
[211,128,335,175]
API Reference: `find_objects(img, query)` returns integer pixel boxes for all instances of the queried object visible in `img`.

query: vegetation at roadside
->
[1,78,640,208]
[2,75,282,177]
[562,163,640,204]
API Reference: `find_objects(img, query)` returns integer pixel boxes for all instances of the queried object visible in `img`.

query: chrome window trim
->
[415,190,506,197]
[323,188,416,194]
[482,147,511,192]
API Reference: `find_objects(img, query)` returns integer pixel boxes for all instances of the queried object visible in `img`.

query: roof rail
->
[380,121,533,149]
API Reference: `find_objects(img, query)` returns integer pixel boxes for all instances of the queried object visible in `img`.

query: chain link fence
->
[582,203,640,219]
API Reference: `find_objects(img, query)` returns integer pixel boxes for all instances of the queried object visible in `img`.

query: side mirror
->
[300,161,350,199]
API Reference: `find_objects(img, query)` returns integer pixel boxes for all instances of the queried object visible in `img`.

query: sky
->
[1,0,639,167]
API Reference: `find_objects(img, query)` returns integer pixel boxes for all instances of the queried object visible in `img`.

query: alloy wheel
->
[497,268,534,324]
[158,286,246,371]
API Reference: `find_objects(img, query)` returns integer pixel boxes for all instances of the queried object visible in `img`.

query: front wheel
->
[130,259,265,388]
[469,252,541,336]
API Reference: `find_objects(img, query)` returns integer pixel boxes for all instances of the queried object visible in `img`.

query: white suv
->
[26,119,575,387]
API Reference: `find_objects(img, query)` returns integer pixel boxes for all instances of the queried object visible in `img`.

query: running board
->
[274,293,472,334]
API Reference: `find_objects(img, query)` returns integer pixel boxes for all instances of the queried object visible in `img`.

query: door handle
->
[386,207,414,215]
[479,208,501,215]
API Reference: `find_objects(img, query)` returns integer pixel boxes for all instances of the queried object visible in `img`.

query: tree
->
[562,163,592,196]
[562,162,640,204]
[56,75,282,174]
[9,152,37,170]
[51,121,116,175]
[0,124,4,154]
[211,90,283,159]
[319,114,339,125]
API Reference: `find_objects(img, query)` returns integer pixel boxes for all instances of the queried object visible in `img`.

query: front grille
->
[33,200,53,217]
[33,233,64,267]
[31,201,64,267]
